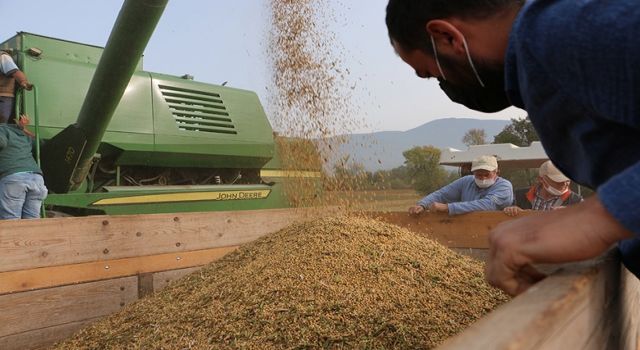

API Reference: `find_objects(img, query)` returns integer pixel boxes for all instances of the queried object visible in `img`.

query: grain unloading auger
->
[1,0,320,216]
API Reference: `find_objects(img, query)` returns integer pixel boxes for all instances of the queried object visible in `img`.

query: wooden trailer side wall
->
[0,208,317,273]
[437,253,640,350]
[0,277,137,350]
[0,208,323,350]
[0,210,504,349]
[372,211,525,261]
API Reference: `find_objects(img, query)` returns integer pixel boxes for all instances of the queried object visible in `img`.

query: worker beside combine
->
[0,115,47,219]
[0,51,32,123]
[409,155,513,215]
[503,160,582,216]
[386,0,638,295]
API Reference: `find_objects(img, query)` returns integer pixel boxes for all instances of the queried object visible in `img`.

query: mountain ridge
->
[329,117,510,171]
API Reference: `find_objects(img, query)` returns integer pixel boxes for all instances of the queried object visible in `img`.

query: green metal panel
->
[65,0,168,191]
[1,24,310,215]
[45,183,289,215]
[17,33,151,134]
[150,74,275,169]
[11,33,276,170]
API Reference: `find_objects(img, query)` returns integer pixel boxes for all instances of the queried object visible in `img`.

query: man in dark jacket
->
[385,0,638,295]
[0,114,47,219]
[504,161,582,216]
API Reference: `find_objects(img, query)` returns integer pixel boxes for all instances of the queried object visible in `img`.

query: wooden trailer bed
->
[0,210,637,349]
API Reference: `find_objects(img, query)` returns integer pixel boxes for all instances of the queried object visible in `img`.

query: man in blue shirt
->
[386,0,638,296]
[409,155,513,215]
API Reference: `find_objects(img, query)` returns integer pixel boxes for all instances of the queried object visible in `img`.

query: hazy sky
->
[0,0,526,133]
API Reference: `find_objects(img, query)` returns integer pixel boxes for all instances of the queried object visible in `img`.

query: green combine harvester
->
[0,0,319,216]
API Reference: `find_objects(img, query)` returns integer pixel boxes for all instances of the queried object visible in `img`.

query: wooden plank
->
[437,253,619,350]
[371,211,528,248]
[0,277,137,338]
[0,246,237,295]
[0,318,98,350]
[153,266,204,292]
[0,208,317,273]
[530,256,619,350]
[137,273,154,298]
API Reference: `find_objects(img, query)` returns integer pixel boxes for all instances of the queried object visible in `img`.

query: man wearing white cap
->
[409,155,513,215]
[504,161,583,216]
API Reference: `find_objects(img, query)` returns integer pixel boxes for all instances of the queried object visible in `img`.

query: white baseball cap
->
[539,160,570,182]
[471,155,498,172]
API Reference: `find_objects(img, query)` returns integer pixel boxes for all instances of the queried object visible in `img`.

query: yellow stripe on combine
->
[260,170,322,178]
[92,189,271,206]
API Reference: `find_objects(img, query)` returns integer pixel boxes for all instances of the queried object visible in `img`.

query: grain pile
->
[53,216,508,350]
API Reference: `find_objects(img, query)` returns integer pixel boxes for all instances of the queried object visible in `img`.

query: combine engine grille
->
[159,84,238,134]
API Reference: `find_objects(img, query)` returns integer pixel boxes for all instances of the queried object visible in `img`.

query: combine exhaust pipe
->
[41,0,168,193]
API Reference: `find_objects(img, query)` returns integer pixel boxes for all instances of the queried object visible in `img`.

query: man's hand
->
[486,195,633,296]
[429,202,448,213]
[408,205,425,215]
[503,206,523,217]
[13,71,33,91]
[18,114,30,127]
[19,81,33,91]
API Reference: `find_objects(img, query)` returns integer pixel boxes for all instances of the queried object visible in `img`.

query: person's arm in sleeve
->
[448,179,514,215]
[0,130,8,150]
[416,177,464,209]
[12,70,32,90]
[0,53,18,76]
[598,162,640,235]
[0,54,31,90]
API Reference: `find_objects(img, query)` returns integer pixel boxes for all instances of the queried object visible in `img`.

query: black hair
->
[385,0,524,53]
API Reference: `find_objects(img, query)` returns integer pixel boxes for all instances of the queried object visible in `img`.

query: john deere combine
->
[0,0,317,216]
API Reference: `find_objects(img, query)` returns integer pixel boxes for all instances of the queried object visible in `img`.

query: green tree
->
[493,117,539,146]
[402,146,449,195]
[492,117,540,189]
[388,165,411,189]
[462,128,487,146]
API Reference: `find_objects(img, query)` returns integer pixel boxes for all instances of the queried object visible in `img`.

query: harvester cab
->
[0,0,319,216]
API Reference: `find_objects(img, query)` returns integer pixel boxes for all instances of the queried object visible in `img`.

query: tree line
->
[329,117,540,194]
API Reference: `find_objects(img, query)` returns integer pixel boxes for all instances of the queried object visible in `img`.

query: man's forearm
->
[486,195,634,295]
[417,192,440,208]
[533,195,630,260]
[448,198,500,215]
[491,195,633,265]
[12,70,29,86]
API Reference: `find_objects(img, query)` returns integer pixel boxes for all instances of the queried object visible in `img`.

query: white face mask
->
[475,178,496,189]
[544,184,568,196]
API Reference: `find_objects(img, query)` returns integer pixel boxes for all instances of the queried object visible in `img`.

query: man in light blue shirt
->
[408,155,513,216]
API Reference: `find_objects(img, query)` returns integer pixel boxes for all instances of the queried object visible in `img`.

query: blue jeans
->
[0,172,48,219]
[0,96,13,123]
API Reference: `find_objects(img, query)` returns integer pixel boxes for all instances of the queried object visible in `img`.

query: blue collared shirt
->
[417,175,513,215]
[505,0,640,274]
